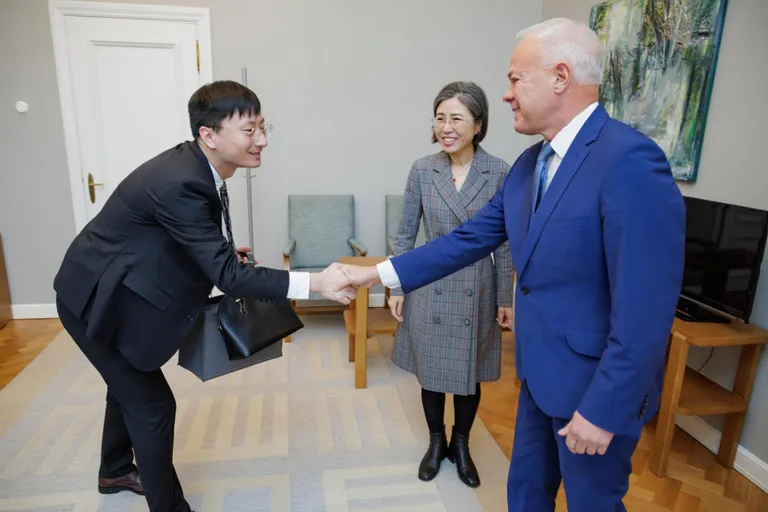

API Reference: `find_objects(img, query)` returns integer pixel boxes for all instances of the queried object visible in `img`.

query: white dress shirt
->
[376,102,599,289]
[208,162,310,299]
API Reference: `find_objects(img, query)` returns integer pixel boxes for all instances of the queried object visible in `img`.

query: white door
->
[50,2,213,230]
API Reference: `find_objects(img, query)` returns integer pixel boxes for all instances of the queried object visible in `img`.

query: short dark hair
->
[187,80,261,139]
[431,81,489,149]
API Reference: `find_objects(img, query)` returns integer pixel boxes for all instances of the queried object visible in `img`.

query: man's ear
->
[198,126,217,149]
[553,62,572,94]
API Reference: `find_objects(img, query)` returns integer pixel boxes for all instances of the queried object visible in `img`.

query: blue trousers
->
[507,380,639,512]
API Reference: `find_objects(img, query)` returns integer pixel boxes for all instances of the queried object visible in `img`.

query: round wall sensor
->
[15,101,29,113]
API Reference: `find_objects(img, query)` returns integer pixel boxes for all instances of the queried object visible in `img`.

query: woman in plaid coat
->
[389,81,515,488]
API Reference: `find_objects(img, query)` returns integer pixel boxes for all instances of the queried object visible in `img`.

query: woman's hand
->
[497,306,513,328]
[388,296,405,322]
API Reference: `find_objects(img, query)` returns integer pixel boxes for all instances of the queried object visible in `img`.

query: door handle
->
[87,173,104,204]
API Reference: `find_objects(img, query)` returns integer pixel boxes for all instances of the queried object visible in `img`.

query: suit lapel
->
[459,147,489,210]
[188,141,223,233]
[431,153,470,224]
[517,105,608,275]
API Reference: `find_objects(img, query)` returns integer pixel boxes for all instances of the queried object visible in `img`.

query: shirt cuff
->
[287,271,310,299]
[377,260,402,289]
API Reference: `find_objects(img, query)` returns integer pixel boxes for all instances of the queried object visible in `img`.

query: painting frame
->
[589,0,729,182]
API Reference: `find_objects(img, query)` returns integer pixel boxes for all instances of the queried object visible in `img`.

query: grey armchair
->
[385,194,426,257]
[282,195,367,328]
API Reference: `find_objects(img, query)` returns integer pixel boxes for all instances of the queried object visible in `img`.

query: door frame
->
[48,0,214,232]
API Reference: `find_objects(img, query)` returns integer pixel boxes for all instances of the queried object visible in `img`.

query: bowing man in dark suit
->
[53,80,355,512]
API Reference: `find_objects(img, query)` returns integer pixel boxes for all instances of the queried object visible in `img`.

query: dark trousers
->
[507,380,639,512]
[56,298,191,512]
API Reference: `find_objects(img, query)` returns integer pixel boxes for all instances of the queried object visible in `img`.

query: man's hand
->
[388,296,404,322]
[558,411,613,455]
[338,264,381,289]
[310,263,357,305]
[497,306,513,328]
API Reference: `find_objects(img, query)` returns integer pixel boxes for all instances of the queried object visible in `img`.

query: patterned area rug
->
[0,315,509,511]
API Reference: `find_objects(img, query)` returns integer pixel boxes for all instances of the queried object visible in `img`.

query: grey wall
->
[541,0,768,465]
[0,0,77,306]
[0,0,543,309]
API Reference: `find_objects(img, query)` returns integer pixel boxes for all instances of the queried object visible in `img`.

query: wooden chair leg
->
[348,334,355,362]
[284,335,291,343]
[354,287,369,389]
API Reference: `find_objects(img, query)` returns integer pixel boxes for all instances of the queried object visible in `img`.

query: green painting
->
[589,0,728,182]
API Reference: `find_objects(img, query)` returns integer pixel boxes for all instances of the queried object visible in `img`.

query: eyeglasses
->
[244,124,274,141]
[431,117,470,129]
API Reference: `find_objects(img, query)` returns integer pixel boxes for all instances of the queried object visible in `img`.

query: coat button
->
[433,316,440,324]
[464,319,471,326]
[466,289,473,297]
[435,289,442,295]
[187,315,194,322]
[521,287,529,295]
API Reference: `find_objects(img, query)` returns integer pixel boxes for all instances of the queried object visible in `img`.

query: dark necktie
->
[219,183,234,246]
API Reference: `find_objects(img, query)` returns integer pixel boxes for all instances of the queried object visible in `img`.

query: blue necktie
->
[532,142,554,214]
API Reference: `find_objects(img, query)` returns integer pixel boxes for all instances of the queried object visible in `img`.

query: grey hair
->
[516,18,605,85]
[431,81,489,149]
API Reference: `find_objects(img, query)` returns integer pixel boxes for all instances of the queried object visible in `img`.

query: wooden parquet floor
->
[0,318,62,391]
[0,320,766,511]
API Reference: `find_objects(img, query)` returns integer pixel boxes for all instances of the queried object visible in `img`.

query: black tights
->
[421,383,481,436]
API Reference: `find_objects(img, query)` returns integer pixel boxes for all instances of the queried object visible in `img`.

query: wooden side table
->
[339,256,398,389]
[0,235,11,329]
[649,317,768,477]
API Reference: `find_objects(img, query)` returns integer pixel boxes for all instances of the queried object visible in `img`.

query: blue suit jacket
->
[390,105,685,437]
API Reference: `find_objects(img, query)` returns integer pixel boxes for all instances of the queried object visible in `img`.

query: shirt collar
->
[549,101,599,159]
[208,161,224,191]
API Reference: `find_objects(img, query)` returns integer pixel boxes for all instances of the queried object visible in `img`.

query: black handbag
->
[217,294,304,360]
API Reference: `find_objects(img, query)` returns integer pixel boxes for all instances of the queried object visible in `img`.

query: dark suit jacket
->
[54,141,289,371]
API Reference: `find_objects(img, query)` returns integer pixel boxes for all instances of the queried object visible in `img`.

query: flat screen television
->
[677,196,768,324]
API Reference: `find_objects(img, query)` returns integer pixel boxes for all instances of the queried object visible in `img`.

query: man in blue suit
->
[344,17,685,511]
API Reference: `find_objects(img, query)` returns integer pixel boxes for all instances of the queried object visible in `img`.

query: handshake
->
[308,263,382,305]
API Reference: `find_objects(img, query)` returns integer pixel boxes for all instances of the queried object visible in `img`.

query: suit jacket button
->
[466,289,473,297]
[521,287,530,295]
[187,315,194,322]
[464,319,471,326]
[433,316,440,324]
[435,289,442,295]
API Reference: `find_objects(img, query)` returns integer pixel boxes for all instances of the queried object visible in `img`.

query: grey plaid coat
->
[391,146,515,395]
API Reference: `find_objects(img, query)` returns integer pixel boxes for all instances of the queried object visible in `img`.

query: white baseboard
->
[676,415,768,493]
[11,303,58,319]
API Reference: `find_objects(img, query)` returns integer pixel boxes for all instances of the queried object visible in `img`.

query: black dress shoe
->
[98,469,145,495]
[418,426,449,481]
[447,426,480,488]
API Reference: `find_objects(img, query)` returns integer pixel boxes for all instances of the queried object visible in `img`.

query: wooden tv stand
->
[649,317,768,477]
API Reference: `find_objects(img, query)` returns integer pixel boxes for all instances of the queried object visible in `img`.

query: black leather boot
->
[418,426,448,481]
[447,426,480,487]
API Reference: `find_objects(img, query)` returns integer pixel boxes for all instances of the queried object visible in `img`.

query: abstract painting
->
[589,0,728,181]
